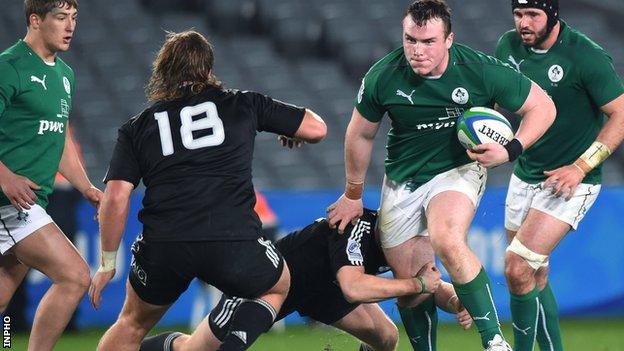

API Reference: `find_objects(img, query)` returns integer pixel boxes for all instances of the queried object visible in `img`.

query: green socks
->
[510,285,540,351]
[398,295,438,351]
[453,268,503,348]
[536,282,563,351]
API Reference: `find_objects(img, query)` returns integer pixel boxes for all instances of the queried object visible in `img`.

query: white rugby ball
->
[456,107,514,149]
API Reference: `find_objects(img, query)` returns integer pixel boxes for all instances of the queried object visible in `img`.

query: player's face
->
[513,8,549,47]
[38,4,77,53]
[402,16,453,77]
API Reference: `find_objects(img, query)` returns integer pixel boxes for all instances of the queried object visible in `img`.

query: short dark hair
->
[24,0,78,26]
[146,30,223,102]
[405,0,452,37]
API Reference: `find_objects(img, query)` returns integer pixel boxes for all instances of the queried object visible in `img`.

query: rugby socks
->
[139,331,182,351]
[510,286,540,351]
[453,268,503,348]
[218,299,276,351]
[398,295,438,351]
[536,283,563,351]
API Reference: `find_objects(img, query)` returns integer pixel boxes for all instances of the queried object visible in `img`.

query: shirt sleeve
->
[580,50,624,107]
[484,61,532,112]
[354,70,386,122]
[0,61,20,116]
[327,217,373,275]
[103,122,142,187]
[245,91,306,136]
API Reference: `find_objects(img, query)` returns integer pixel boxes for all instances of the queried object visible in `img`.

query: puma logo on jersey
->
[30,74,47,90]
[512,323,532,335]
[472,311,491,321]
[508,56,525,72]
[396,89,416,104]
[38,120,64,135]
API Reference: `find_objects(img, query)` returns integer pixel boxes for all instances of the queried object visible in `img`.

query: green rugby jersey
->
[496,21,624,185]
[0,40,74,208]
[356,43,531,183]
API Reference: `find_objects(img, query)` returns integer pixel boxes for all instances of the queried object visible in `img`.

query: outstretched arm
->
[88,180,134,309]
[336,262,441,304]
[327,108,380,233]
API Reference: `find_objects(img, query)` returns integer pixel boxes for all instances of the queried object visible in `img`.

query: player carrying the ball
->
[327,0,556,350]
[495,1,624,350]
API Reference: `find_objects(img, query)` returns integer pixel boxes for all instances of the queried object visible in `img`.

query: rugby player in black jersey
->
[87,30,327,351]
[142,209,472,351]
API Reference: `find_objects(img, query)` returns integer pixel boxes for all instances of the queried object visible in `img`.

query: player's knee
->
[535,267,549,290]
[116,316,151,342]
[67,263,91,294]
[370,322,399,351]
[504,252,533,287]
[430,238,464,264]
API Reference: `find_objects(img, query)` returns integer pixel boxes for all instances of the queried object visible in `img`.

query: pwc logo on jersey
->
[37,120,64,135]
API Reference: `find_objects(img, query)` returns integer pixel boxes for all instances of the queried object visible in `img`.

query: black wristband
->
[504,138,523,162]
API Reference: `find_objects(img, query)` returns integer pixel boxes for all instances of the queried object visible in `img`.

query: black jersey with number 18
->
[104,88,305,242]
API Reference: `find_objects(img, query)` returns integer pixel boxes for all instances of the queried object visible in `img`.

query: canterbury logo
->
[257,238,279,268]
[30,74,47,90]
[512,323,532,336]
[396,89,415,104]
[508,55,525,72]
[473,311,491,321]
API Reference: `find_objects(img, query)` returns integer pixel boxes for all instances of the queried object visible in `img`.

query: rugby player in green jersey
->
[0,1,102,350]
[327,1,556,350]
[496,1,624,350]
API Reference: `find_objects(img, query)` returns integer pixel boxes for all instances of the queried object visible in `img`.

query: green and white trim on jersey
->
[496,20,624,185]
[356,43,531,183]
[0,40,74,208]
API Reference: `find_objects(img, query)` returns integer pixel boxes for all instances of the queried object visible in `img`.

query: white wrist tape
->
[97,250,117,272]
[576,141,611,172]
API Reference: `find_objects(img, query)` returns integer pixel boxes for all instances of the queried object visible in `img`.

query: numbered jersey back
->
[105,87,305,242]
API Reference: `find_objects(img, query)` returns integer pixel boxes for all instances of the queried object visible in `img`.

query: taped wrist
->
[574,141,611,174]
[344,180,364,200]
[503,138,523,162]
[97,250,117,272]
[415,275,427,294]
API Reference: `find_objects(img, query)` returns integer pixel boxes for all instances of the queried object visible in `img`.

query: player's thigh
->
[514,209,571,255]
[377,175,429,250]
[505,174,537,233]
[12,222,88,283]
[425,162,486,243]
[0,253,29,306]
[383,236,434,279]
[118,279,170,332]
[332,303,398,349]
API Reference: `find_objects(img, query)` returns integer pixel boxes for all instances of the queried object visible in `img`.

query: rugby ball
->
[456,107,514,149]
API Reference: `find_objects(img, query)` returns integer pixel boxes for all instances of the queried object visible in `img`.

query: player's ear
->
[28,13,42,29]
[445,32,454,49]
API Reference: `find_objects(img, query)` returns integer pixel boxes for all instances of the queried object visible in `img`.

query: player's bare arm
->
[327,108,380,233]
[58,129,103,208]
[468,82,556,167]
[544,93,624,200]
[336,261,441,304]
[88,180,134,310]
[278,109,327,148]
[434,282,473,330]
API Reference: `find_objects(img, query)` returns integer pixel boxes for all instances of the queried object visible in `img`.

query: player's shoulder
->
[54,56,74,77]
[0,42,28,74]
[561,21,611,60]
[495,29,520,51]
[453,42,507,67]
[364,47,408,82]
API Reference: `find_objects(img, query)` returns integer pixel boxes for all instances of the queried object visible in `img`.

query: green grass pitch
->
[8,318,624,350]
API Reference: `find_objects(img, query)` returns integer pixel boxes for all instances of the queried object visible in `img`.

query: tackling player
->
[87,30,327,351]
[327,1,556,350]
[0,1,103,350]
[496,1,624,350]
[141,209,472,351]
